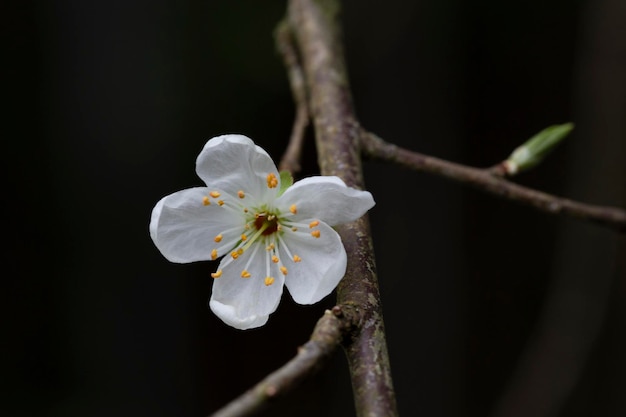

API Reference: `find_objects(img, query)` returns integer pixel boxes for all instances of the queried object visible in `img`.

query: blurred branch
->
[210,308,354,417]
[361,130,626,233]
[275,20,310,175]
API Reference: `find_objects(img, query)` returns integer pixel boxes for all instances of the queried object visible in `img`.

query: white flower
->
[150,134,375,330]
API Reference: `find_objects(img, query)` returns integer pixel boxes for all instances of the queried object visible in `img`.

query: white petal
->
[209,245,285,330]
[196,134,280,203]
[209,300,269,330]
[276,176,375,226]
[280,221,347,304]
[150,187,244,263]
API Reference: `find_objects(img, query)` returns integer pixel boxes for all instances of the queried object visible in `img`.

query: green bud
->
[504,123,574,174]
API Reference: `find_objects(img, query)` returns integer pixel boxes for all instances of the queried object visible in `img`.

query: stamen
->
[211,249,218,260]
[242,241,262,274]
[265,245,272,284]
[266,173,278,188]
[210,191,221,198]
[212,226,253,255]
[211,270,222,278]
[218,200,224,206]
[231,248,243,259]
[309,220,319,228]
[276,234,300,264]
[266,243,275,251]
[214,234,223,243]
[240,234,247,241]
[292,227,298,231]
[202,196,210,206]
[272,255,279,263]
[241,270,251,278]
[264,277,275,286]
[280,266,288,275]
[237,190,245,199]
[311,230,321,238]
[290,204,297,214]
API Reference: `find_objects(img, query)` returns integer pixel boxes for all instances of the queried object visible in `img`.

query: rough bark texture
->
[288,1,398,416]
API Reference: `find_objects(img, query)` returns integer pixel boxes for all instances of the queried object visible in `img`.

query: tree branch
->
[361,129,626,233]
[288,0,398,416]
[209,307,356,417]
[210,2,398,415]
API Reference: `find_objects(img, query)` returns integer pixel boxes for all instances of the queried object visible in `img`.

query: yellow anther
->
[211,270,222,279]
[243,208,248,213]
[210,191,221,198]
[264,276,275,286]
[272,255,279,263]
[266,173,278,188]
[244,224,250,229]
[240,234,247,241]
[214,234,223,243]
[311,230,321,238]
[289,204,297,214]
[293,255,302,263]
[292,227,298,231]
[211,249,218,260]
[237,190,245,199]
[277,224,282,231]
[266,243,275,251]
[218,200,224,206]
[280,266,288,275]
[231,248,243,259]
[202,196,210,206]
[241,270,251,278]
[309,220,319,228]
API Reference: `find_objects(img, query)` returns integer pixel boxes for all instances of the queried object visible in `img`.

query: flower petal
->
[276,176,375,226]
[196,134,280,203]
[280,221,347,304]
[150,187,243,263]
[209,247,285,330]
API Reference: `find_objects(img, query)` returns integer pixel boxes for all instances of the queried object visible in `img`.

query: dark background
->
[4,0,625,416]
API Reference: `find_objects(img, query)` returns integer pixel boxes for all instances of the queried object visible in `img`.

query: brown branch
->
[288,1,398,417]
[209,2,397,416]
[361,130,626,233]
[209,307,356,417]
[275,20,310,175]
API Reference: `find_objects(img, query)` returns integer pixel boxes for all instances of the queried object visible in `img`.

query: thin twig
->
[209,307,355,417]
[361,129,626,233]
[275,20,310,175]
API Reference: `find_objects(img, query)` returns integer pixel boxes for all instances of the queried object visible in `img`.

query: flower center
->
[204,181,319,285]
[254,213,279,236]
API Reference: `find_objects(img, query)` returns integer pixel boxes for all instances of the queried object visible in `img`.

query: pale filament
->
[241,241,263,277]
[212,221,255,254]
[276,233,300,264]
[265,244,272,281]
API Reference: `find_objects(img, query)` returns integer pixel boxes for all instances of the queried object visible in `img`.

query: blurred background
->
[4,0,625,416]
